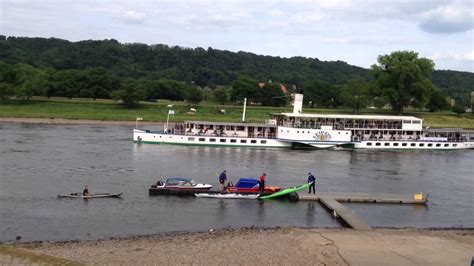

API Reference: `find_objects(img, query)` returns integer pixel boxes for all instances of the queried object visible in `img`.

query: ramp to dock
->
[319,197,372,231]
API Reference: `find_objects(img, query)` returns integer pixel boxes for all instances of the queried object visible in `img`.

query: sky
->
[1,0,473,72]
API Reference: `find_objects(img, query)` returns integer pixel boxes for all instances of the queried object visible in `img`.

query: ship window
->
[251,140,257,144]
[444,144,449,147]
[188,137,195,141]
[436,143,441,147]
[375,142,381,146]
[394,143,399,146]
[220,139,226,143]
[199,138,205,142]
[419,143,424,147]
[412,121,421,124]
[241,140,247,143]
[210,138,216,142]
[159,136,162,138]
[230,139,237,143]
[367,142,372,146]
[297,131,299,133]
[402,143,407,146]
[281,130,283,132]
[261,140,267,144]
[236,126,245,131]
[411,143,416,147]
[453,144,457,147]
[403,120,411,123]
[384,143,390,146]
[428,143,433,147]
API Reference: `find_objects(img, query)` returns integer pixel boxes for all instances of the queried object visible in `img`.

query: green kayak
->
[260,182,313,200]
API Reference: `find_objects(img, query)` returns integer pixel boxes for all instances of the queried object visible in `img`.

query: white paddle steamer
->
[133,94,474,150]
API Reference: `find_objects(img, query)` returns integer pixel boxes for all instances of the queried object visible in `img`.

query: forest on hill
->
[0,36,472,112]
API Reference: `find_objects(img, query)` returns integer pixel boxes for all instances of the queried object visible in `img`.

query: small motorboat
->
[227,178,281,194]
[57,192,123,199]
[149,177,213,196]
[195,193,260,199]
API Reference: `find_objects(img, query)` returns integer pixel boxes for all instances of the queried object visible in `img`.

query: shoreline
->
[7,226,474,246]
[0,117,164,126]
[7,227,474,265]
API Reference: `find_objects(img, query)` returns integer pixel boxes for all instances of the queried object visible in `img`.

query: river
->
[0,123,473,242]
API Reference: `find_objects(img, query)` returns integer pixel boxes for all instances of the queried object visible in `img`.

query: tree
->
[371,51,434,114]
[185,85,203,106]
[51,69,82,99]
[426,89,448,112]
[303,79,340,108]
[14,63,46,100]
[259,83,287,106]
[340,77,369,113]
[80,67,115,100]
[112,78,145,107]
[0,82,14,101]
[0,62,16,101]
[452,104,466,116]
[212,86,230,104]
[155,79,186,101]
[230,77,259,103]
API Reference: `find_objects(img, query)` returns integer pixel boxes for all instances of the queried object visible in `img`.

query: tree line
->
[0,36,472,113]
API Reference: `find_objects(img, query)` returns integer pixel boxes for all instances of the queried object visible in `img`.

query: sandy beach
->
[0,117,164,126]
[5,228,471,265]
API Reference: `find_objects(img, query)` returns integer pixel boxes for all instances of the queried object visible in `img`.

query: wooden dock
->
[298,192,427,205]
[298,191,428,230]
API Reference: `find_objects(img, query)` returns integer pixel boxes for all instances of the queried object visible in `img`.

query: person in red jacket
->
[259,173,266,193]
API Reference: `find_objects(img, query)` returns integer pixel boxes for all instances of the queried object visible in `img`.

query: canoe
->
[259,182,313,200]
[57,192,123,199]
[195,193,260,199]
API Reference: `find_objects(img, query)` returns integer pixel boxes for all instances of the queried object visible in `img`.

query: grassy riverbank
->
[0,97,473,128]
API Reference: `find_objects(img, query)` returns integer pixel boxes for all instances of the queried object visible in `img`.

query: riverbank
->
[13,228,474,265]
[1,97,473,128]
[0,117,162,126]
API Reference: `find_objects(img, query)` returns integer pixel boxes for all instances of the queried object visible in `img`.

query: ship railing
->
[158,129,277,139]
[280,122,403,130]
[353,135,465,142]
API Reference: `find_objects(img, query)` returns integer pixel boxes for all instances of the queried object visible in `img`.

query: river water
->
[0,123,473,242]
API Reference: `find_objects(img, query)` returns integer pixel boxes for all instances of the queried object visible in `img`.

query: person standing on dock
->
[307,173,316,194]
[259,173,266,193]
[219,170,227,191]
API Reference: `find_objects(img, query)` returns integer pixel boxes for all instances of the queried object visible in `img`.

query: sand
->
[10,228,473,266]
[0,117,163,126]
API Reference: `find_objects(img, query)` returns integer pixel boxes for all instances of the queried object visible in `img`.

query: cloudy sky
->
[1,0,473,71]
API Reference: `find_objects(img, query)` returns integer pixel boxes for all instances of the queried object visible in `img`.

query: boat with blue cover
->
[227,178,281,194]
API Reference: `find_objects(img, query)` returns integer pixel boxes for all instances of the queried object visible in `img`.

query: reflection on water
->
[0,123,473,242]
